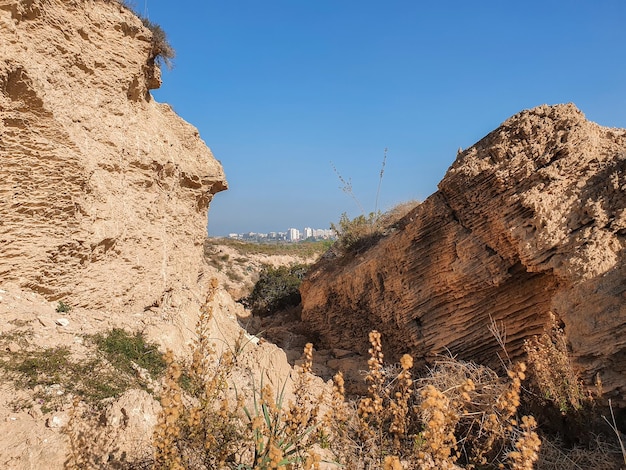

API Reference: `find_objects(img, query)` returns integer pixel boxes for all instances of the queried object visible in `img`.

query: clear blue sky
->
[143,0,626,237]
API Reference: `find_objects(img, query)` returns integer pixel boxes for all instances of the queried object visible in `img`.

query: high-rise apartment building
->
[287,228,300,242]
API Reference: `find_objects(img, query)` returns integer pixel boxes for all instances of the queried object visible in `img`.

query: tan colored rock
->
[104,388,161,444]
[0,1,302,468]
[0,0,227,314]
[45,412,69,429]
[301,103,626,403]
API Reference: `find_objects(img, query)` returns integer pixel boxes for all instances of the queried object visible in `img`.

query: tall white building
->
[313,228,334,238]
[303,227,313,239]
[287,228,300,242]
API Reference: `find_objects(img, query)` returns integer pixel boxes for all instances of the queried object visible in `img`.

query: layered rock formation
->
[301,104,626,403]
[0,0,226,313]
[0,3,305,467]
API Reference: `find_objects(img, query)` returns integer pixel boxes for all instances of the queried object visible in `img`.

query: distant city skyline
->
[217,226,335,242]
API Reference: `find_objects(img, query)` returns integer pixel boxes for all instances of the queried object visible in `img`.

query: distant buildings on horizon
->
[226,227,336,243]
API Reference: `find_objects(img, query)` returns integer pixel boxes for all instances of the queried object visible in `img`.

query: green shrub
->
[56,300,71,313]
[93,327,166,381]
[3,346,124,411]
[0,328,166,411]
[243,264,308,316]
[330,211,383,253]
[330,201,420,255]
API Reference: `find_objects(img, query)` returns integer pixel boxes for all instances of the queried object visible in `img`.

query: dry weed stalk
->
[286,343,316,436]
[508,415,541,470]
[282,343,323,463]
[390,354,414,450]
[320,370,351,464]
[152,349,184,470]
[524,313,585,413]
[153,278,248,469]
[603,399,626,467]
[153,277,331,469]
[357,330,385,434]
[417,384,461,469]
[383,455,403,470]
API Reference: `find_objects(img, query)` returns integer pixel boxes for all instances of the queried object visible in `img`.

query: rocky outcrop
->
[0,0,226,313]
[301,104,626,403]
[0,3,307,468]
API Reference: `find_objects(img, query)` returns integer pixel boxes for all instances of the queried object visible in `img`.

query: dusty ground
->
[0,240,361,469]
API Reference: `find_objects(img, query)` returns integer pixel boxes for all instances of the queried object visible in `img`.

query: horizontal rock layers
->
[301,104,625,403]
[0,0,227,312]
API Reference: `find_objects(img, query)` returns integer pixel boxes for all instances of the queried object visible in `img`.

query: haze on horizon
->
[147,0,626,237]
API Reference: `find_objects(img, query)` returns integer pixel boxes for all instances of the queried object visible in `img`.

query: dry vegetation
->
[143,279,610,470]
[113,0,175,69]
[51,277,624,469]
[330,200,420,255]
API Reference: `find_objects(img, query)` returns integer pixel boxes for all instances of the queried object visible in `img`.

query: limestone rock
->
[105,388,161,442]
[0,0,227,314]
[0,5,307,469]
[301,103,626,403]
[45,412,69,429]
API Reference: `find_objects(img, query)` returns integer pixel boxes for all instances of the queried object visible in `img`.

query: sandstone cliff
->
[0,2,306,467]
[301,104,626,403]
[0,0,226,314]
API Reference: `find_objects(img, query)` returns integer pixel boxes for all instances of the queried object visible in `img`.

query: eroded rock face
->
[0,0,227,312]
[301,104,626,403]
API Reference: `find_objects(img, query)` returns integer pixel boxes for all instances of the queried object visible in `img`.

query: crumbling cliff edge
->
[1,0,227,315]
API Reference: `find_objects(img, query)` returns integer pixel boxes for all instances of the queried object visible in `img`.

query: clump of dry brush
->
[151,279,544,470]
[152,278,325,469]
[328,331,540,470]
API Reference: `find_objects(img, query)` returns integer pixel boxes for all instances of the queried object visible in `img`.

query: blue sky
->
[143,1,626,236]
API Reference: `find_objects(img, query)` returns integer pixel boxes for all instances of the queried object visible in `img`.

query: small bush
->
[331,211,383,253]
[56,300,71,313]
[243,264,309,316]
[116,1,175,69]
[140,17,175,69]
[330,201,420,256]
[93,327,166,382]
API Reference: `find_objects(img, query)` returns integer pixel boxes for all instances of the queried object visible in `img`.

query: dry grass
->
[205,238,331,259]
[537,433,624,470]
[140,280,626,469]
[146,281,547,469]
[523,313,586,413]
